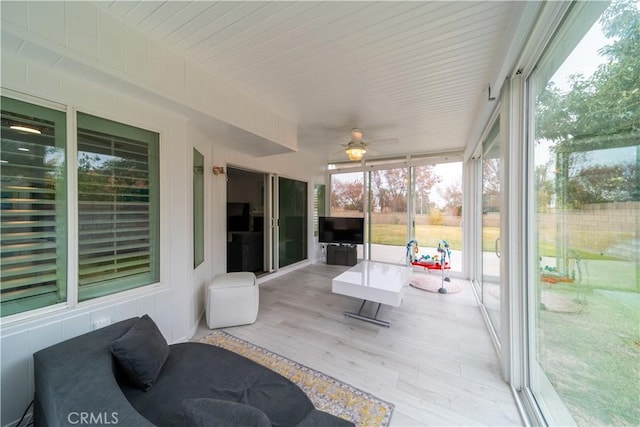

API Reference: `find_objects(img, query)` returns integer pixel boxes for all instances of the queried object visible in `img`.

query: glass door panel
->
[413,162,463,273]
[278,177,307,268]
[369,167,410,264]
[529,2,639,425]
[482,120,502,336]
[330,172,365,259]
[266,173,276,272]
[472,159,483,296]
[330,172,365,217]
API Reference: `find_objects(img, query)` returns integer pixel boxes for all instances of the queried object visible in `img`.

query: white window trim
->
[0,91,166,326]
[66,106,79,310]
[513,1,611,425]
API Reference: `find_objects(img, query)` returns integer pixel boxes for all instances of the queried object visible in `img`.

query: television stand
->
[326,244,357,266]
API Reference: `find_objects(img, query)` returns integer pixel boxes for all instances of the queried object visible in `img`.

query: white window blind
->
[1,97,67,317]
[76,113,159,301]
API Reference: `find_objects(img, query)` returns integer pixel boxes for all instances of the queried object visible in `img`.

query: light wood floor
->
[193,263,522,426]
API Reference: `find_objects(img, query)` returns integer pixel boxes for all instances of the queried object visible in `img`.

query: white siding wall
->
[0,1,297,152]
[0,3,325,426]
[0,55,191,426]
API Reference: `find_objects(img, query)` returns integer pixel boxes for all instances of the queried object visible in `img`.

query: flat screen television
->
[318,216,364,245]
[227,202,250,231]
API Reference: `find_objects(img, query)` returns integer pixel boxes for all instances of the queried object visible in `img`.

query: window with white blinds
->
[1,97,68,317]
[1,98,161,318]
[77,113,159,301]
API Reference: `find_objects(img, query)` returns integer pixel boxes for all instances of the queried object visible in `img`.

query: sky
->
[551,20,608,93]
[536,15,613,170]
[536,8,637,174]
[430,162,462,208]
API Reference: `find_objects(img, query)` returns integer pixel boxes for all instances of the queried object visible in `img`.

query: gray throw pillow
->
[182,398,272,427]
[110,314,170,391]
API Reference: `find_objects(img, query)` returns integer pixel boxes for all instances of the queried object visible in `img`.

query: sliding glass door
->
[413,162,463,273]
[481,120,502,337]
[329,160,464,267]
[527,2,639,425]
[330,172,365,219]
[368,167,410,264]
[329,171,365,259]
[278,176,307,268]
[226,171,307,273]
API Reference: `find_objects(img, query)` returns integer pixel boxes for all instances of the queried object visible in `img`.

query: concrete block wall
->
[537,202,639,254]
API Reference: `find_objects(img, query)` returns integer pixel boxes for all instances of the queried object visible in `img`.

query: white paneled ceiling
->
[96,1,519,161]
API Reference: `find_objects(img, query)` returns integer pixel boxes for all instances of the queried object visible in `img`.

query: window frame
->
[521,1,623,425]
[193,148,204,268]
[0,96,69,318]
[0,92,163,323]
[75,112,161,302]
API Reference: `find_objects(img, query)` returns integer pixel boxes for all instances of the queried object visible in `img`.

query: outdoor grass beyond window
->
[77,113,159,301]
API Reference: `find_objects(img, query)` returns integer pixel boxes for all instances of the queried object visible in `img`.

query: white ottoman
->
[206,272,259,329]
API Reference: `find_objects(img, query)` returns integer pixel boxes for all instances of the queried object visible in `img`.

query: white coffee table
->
[331,261,411,327]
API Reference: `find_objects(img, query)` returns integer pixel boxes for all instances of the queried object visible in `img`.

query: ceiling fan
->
[337,128,398,161]
[344,129,368,161]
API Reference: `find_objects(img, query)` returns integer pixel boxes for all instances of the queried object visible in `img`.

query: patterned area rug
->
[199,330,394,427]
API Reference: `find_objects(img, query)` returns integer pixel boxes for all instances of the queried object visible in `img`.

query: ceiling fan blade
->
[366,138,399,146]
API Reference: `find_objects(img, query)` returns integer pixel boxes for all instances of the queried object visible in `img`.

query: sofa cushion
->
[34,317,154,426]
[111,314,169,391]
[119,342,315,427]
[182,398,272,427]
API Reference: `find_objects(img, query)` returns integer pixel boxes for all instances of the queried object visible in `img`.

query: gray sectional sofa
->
[33,316,354,427]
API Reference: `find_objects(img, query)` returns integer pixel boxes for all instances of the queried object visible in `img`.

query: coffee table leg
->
[344,300,390,327]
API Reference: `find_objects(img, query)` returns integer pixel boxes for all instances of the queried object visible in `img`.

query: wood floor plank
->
[193,263,522,426]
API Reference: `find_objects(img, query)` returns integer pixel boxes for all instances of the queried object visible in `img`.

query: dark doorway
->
[226,167,266,275]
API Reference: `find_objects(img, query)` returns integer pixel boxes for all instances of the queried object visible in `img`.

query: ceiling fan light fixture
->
[346,146,366,161]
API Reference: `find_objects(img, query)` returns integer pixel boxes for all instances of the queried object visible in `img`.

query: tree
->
[482,158,500,212]
[77,153,149,204]
[438,181,463,216]
[535,159,555,210]
[414,165,441,211]
[330,179,363,212]
[369,166,441,213]
[538,0,640,142]
[535,0,640,205]
[567,163,636,206]
[371,168,408,212]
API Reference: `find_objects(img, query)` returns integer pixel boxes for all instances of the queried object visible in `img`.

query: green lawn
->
[370,224,465,248]
[371,224,503,253]
[537,283,640,426]
[370,224,631,260]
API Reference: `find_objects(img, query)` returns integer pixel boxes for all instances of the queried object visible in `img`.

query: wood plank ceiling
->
[97,1,518,161]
